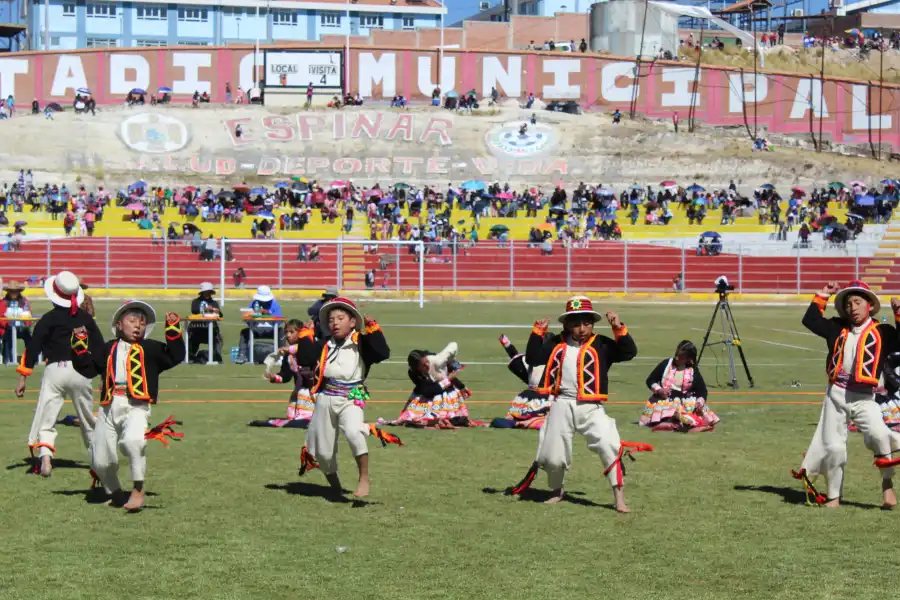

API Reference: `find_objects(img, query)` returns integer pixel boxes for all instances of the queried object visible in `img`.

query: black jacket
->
[645,359,708,401]
[293,324,390,392]
[407,369,467,397]
[17,306,102,375]
[71,321,185,404]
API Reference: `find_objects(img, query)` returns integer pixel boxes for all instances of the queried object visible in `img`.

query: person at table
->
[307,287,338,341]
[188,282,223,363]
[0,280,33,364]
[235,285,283,364]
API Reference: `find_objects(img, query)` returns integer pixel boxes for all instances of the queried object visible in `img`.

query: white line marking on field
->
[747,324,818,337]
[689,327,818,352]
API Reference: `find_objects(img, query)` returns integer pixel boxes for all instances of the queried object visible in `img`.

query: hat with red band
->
[834,280,880,321]
[557,295,602,324]
[319,296,364,331]
[44,271,84,316]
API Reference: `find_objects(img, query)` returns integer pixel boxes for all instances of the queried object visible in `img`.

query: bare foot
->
[883,480,897,509]
[824,498,841,508]
[106,490,127,508]
[39,456,52,478]
[544,488,565,504]
[123,489,145,512]
[688,426,714,433]
[613,486,630,513]
[353,477,370,498]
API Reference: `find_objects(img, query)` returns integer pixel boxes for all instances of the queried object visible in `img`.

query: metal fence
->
[1,236,884,303]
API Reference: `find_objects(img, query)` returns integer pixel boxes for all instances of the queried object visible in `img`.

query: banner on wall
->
[263,51,343,88]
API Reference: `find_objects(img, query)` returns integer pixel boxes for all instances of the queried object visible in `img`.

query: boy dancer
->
[516,296,651,512]
[71,301,185,511]
[287,296,401,497]
[16,271,99,477]
[793,281,900,508]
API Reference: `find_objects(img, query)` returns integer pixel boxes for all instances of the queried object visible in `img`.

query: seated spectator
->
[235,285,283,364]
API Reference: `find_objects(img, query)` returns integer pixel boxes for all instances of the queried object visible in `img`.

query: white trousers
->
[801,384,899,499]
[307,393,369,475]
[537,396,622,490]
[91,395,150,492]
[27,362,96,458]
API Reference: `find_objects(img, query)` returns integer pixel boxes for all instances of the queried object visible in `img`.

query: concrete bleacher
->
[10,204,861,241]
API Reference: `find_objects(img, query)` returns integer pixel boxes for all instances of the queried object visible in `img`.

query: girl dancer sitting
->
[248,319,316,428]
[392,342,474,428]
[287,297,401,498]
[876,352,900,431]
[491,334,551,430]
[639,340,719,432]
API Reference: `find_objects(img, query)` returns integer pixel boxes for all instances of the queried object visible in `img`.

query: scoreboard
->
[263,51,343,89]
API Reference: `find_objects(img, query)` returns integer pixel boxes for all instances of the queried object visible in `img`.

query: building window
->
[86,3,116,18]
[50,35,60,45]
[137,6,167,20]
[136,39,166,46]
[223,7,243,15]
[402,16,414,29]
[178,8,208,22]
[320,11,340,27]
[180,40,209,45]
[86,37,117,47]
[272,11,297,25]
[62,4,75,17]
[361,15,383,29]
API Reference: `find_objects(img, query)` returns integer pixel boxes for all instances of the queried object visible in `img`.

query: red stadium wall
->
[0,46,897,151]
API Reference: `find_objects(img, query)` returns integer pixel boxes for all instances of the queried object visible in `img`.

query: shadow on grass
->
[481,486,609,509]
[265,482,375,508]
[733,484,881,509]
[52,488,160,506]
[6,458,90,473]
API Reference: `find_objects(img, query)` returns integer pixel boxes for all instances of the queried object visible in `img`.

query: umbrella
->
[702,231,721,238]
[791,186,806,195]
[759,183,776,190]
[183,185,197,193]
[855,194,876,206]
[815,215,837,227]
[218,191,235,199]
[76,87,91,96]
[828,181,845,190]
[129,180,146,191]
[130,88,146,95]
[548,206,567,215]
[233,184,250,192]
[158,86,172,94]
[394,182,411,190]
[850,180,866,188]
[446,90,459,98]
[686,184,705,193]
[124,203,144,211]
[496,192,514,200]
[14,220,27,227]
[275,181,290,189]
[490,224,510,233]
[457,219,466,226]
[881,179,898,187]
[598,188,615,197]
[845,28,861,36]
[629,184,643,191]
[366,189,383,199]
[250,187,266,195]
[660,180,676,187]
[693,198,707,205]
[330,180,347,188]
[537,223,553,232]
[257,211,275,220]
[290,176,308,183]
[846,212,864,221]
[461,180,486,191]
[378,197,395,206]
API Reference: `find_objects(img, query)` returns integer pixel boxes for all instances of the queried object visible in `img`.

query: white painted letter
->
[50,55,88,97]
[482,56,522,98]
[238,51,263,93]
[601,62,637,103]
[727,73,768,113]
[416,56,456,96]
[851,84,892,130]
[542,59,580,99]
[789,78,828,119]
[109,54,150,95]
[0,59,28,100]
[358,52,396,98]
[661,68,700,108]
[172,52,212,95]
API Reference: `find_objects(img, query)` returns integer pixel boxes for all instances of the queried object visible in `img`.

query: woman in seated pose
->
[492,334,551,430]
[639,340,719,433]
[392,342,476,428]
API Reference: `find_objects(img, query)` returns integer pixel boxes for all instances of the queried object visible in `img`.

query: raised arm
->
[604,311,637,364]
[290,323,324,367]
[360,316,390,365]
[802,282,842,339]
[70,323,108,380]
[156,313,186,372]
[526,319,555,368]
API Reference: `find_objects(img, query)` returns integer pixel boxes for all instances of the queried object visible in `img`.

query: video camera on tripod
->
[698,275,754,389]
[715,275,735,296]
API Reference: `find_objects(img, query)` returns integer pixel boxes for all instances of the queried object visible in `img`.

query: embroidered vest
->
[661,359,694,393]
[828,321,882,386]
[309,332,361,394]
[102,341,151,405]
[537,335,606,402]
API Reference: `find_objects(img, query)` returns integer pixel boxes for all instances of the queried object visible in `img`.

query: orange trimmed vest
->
[828,321,882,386]
[537,335,607,402]
[102,341,152,405]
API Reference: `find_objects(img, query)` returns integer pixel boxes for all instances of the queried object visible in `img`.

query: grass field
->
[0,298,895,600]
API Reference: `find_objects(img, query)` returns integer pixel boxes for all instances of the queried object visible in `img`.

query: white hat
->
[319,296,364,332]
[111,300,157,337]
[199,282,215,294]
[254,285,274,303]
[44,271,85,315]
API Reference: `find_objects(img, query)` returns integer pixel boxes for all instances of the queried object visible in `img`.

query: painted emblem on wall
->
[118,113,190,154]
[484,121,557,158]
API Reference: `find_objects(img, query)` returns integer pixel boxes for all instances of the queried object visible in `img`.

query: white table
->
[244,316,283,364]
[182,316,222,365]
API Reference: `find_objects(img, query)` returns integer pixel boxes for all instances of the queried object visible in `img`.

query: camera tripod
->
[698,292,754,389]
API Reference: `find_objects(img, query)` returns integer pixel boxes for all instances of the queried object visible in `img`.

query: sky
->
[445,0,492,24]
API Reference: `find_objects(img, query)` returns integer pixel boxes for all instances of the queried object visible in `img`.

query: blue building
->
[24,0,445,50]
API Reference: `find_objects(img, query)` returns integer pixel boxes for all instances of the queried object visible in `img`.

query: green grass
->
[0,298,893,600]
